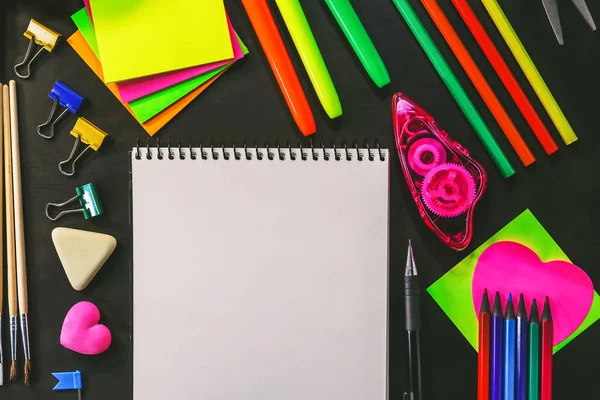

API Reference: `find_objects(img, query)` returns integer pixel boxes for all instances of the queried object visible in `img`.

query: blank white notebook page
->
[132,146,389,400]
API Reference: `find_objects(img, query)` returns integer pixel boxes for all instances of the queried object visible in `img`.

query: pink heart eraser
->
[60,301,112,355]
[472,241,594,346]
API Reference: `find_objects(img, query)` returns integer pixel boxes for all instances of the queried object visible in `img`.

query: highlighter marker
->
[323,0,390,88]
[275,0,342,119]
[241,0,316,136]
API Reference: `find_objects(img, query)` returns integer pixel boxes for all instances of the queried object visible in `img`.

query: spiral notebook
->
[131,143,390,400]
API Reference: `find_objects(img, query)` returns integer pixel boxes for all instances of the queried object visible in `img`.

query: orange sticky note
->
[67,30,226,136]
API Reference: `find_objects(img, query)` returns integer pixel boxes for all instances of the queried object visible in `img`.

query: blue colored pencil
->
[504,294,516,400]
[491,291,503,400]
[516,294,528,400]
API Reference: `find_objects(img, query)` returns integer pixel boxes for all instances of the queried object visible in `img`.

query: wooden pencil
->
[3,83,17,381]
[8,80,30,384]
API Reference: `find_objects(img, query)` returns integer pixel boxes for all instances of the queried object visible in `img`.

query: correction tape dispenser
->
[393,93,486,251]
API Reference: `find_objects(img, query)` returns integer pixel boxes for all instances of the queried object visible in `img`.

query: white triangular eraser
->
[52,227,117,291]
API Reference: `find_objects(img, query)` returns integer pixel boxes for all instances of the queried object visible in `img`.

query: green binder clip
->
[46,183,103,221]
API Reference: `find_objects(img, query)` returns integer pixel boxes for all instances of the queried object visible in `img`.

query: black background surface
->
[1,0,600,399]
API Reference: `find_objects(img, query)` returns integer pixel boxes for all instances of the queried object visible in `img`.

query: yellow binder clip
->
[14,19,62,79]
[59,118,108,176]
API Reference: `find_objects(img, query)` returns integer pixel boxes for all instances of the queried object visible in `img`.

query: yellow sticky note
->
[89,0,233,83]
[67,30,227,136]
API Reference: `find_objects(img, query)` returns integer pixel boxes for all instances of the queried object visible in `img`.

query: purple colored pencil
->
[516,294,528,400]
[491,291,503,400]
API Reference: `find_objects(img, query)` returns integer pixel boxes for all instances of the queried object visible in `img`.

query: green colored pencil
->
[390,0,514,178]
[529,299,540,400]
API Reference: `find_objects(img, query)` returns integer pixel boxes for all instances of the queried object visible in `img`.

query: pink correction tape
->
[393,93,486,250]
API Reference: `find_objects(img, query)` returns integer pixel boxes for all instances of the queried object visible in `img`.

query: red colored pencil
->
[241,0,316,136]
[419,0,535,166]
[541,296,553,400]
[478,289,491,400]
[450,0,558,155]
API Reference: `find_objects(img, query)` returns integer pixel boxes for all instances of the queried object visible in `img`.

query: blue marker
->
[52,370,82,399]
[503,294,516,400]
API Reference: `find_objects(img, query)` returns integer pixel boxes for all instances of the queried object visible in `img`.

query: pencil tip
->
[542,296,552,321]
[480,289,491,313]
[517,294,527,317]
[508,293,513,302]
[492,291,503,315]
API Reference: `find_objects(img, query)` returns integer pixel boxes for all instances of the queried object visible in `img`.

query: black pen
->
[404,240,422,400]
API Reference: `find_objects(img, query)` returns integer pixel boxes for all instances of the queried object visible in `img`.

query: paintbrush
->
[9,81,31,384]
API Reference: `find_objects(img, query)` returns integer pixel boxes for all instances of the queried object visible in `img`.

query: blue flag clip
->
[38,81,84,139]
[52,370,82,399]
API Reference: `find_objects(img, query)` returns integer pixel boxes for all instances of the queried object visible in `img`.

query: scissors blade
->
[541,0,564,44]
[572,0,597,31]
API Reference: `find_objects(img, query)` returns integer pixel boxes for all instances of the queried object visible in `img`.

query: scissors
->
[541,0,596,44]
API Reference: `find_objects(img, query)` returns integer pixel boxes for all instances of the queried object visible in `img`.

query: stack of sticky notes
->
[68,0,248,136]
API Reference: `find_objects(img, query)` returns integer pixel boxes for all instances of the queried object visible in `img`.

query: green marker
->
[390,0,514,178]
[529,299,540,400]
[323,0,390,88]
[275,0,343,119]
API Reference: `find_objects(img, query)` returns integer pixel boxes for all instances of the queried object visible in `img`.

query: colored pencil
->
[323,0,390,88]
[390,0,514,178]
[503,294,515,400]
[541,297,553,400]
[491,292,503,400]
[478,289,491,400]
[241,0,316,136]
[481,0,577,145]
[275,0,342,119]
[516,294,527,400]
[450,0,558,155]
[419,0,534,166]
[529,299,540,400]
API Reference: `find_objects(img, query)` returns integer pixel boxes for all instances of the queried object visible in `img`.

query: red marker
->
[450,0,558,155]
[541,296,553,400]
[241,0,316,136]
[478,289,491,400]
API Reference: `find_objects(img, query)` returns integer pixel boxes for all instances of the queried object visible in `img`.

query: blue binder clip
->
[38,81,84,139]
[52,370,83,399]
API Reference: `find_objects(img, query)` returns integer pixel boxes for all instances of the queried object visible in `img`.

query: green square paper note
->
[427,209,600,353]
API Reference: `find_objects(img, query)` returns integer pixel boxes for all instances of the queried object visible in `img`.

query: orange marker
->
[241,0,316,136]
[420,0,535,166]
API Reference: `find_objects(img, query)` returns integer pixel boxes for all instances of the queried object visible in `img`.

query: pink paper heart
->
[60,301,112,355]
[472,241,594,346]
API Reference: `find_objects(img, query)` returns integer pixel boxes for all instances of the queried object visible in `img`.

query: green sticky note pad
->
[427,209,600,354]
[88,0,234,83]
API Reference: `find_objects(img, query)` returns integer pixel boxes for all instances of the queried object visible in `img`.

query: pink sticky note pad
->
[472,241,594,346]
[114,15,243,102]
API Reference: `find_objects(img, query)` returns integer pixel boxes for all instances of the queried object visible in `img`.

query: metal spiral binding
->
[135,138,387,162]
